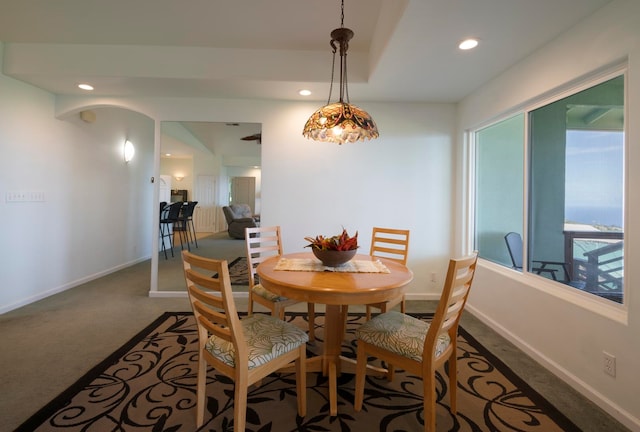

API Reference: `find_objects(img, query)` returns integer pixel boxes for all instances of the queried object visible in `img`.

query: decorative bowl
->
[312,248,357,267]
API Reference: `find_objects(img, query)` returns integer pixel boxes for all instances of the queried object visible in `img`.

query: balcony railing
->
[563,230,623,303]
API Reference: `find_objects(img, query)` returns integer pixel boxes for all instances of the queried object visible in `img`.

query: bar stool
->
[180,201,199,250]
[159,202,183,258]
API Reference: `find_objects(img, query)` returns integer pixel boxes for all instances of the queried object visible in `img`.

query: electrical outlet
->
[431,272,436,282]
[603,351,616,377]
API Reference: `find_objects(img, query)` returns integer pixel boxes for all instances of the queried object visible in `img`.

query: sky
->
[565,129,623,226]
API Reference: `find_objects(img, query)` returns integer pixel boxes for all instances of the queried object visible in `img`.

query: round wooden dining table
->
[257,252,413,416]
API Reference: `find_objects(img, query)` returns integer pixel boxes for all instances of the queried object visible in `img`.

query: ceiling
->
[161,121,262,162]
[0,0,612,104]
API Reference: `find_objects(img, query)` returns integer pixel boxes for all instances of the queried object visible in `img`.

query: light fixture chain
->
[343,52,349,103]
[327,48,337,105]
[340,0,345,27]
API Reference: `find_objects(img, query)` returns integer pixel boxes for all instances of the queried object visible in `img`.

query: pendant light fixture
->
[302,0,379,144]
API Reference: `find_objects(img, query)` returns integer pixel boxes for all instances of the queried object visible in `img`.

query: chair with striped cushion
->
[245,225,316,341]
[182,251,308,431]
[354,252,478,432]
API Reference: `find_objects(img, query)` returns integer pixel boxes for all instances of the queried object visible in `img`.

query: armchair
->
[222,203,257,239]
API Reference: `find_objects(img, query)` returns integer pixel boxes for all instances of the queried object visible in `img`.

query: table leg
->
[323,304,347,416]
[277,305,388,416]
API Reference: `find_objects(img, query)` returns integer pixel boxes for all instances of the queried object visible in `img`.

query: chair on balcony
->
[504,232,569,281]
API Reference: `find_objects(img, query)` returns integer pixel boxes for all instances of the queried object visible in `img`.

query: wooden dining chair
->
[245,225,316,341]
[354,252,478,432]
[365,227,410,320]
[181,251,308,431]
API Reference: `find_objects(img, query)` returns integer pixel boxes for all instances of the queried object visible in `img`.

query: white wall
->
[7,90,456,304]
[160,156,193,199]
[0,47,155,312]
[0,60,456,305]
[457,1,640,429]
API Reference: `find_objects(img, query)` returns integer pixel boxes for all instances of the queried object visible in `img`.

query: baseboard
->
[1,256,150,315]
[466,303,640,431]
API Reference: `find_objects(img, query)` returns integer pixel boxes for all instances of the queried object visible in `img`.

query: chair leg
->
[248,291,254,316]
[296,345,307,417]
[195,356,207,427]
[190,219,199,248]
[182,220,192,251]
[234,373,248,432]
[307,303,315,342]
[353,342,368,411]
[424,374,437,432]
[179,222,190,251]
[448,352,458,414]
[387,363,395,382]
[159,226,168,260]
[161,223,174,258]
[169,225,174,257]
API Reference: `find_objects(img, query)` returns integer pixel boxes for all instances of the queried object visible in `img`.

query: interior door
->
[231,176,256,214]
[194,175,216,233]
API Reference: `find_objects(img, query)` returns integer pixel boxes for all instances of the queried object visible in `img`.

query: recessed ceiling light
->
[459,38,479,50]
[165,153,172,157]
[299,89,312,96]
[78,83,94,91]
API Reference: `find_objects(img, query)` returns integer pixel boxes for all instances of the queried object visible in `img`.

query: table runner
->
[274,258,390,273]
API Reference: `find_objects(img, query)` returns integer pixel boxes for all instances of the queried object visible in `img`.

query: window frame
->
[468,64,628,322]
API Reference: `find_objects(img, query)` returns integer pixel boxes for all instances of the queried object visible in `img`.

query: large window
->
[475,114,524,267]
[474,74,625,304]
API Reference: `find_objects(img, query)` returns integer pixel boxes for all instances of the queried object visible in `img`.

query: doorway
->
[156,121,262,293]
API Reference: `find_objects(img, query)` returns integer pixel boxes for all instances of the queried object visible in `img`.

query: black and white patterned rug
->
[15,312,580,432]
[212,257,249,285]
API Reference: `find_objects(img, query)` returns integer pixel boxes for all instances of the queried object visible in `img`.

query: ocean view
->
[565,206,623,229]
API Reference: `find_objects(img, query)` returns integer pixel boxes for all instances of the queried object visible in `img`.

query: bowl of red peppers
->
[304,228,358,267]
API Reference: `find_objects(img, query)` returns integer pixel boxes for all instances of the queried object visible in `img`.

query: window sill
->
[478,258,628,325]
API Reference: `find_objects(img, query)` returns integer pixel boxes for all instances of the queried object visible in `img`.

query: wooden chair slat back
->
[424,253,478,361]
[245,226,283,287]
[370,227,410,265]
[182,251,246,358]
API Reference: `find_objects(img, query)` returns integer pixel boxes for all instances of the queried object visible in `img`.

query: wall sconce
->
[124,140,135,163]
[174,175,184,182]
